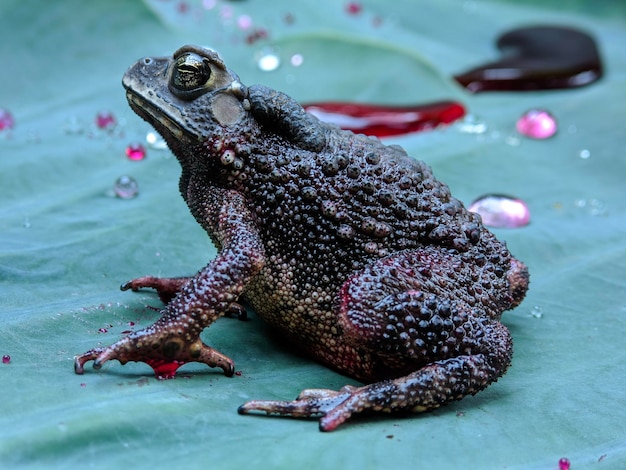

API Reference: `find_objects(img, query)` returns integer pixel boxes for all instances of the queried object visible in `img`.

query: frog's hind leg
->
[239,248,513,431]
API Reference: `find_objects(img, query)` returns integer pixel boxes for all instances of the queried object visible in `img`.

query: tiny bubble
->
[237,14,253,30]
[579,149,591,159]
[505,135,521,147]
[64,117,84,135]
[529,305,543,319]
[113,175,139,199]
[456,114,488,134]
[290,53,304,67]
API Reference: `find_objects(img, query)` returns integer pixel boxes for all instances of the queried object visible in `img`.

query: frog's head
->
[122,45,248,158]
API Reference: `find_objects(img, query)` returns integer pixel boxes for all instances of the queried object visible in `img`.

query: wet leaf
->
[1,0,625,468]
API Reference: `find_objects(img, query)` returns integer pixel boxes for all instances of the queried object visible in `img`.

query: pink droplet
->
[346,2,362,14]
[2,355,10,364]
[237,14,253,30]
[516,109,557,139]
[95,111,116,130]
[0,108,15,131]
[98,328,108,334]
[558,457,571,470]
[125,143,147,161]
[468,194,530,229]
[80,383,87,388]
[128,321,136,327]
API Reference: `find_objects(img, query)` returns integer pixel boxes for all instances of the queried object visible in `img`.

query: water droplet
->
[574,198,606,216]
[220,5,233,20]
[0,108,15,131]
[80,383,87,388]
[146,131,167,150]
[345,2,363,14]
[202,0,216,9]
[468,194,530,228]
[237,14,253,30]
[64,116,84,135]
[95,111,116,130]
[579,148,591,159]
[505,135,521,146]
[558,457,571,470]
[113,176,139,199]
[125,143,147,161]
[290,53,304,67]
[516,109,557,139]
[2,355,10,364]
[23,217,31,229]
[256,48,281,72]
[456,114,488,134]
[98,328,108,334]
[529,305,543,319]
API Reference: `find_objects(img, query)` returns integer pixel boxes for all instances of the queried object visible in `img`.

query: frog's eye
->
[169,52,213,99]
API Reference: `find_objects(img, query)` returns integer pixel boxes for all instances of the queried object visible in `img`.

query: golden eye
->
[170,52,212,99]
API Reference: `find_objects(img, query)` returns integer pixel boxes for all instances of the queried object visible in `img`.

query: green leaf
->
[1,0,625,468]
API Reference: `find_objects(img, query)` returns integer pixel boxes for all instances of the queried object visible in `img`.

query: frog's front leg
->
[239,248,516,431]
[120,276,192,303]
[74,189,265,378]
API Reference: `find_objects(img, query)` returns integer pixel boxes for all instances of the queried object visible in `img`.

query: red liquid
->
[146,359,182,379]
[304,101,465,137]
[454,26,603,93]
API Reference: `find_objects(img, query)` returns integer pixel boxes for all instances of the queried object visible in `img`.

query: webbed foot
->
[238,385,376,432]
[74,325,235,379]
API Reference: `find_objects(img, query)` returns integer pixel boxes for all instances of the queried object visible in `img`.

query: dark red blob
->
[303,101,466,137]
[454,26,603,93]
[145,359,183,379]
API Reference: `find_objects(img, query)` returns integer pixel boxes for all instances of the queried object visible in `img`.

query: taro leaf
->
[1,0,625,469]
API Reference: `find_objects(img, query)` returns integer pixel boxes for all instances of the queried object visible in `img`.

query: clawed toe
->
[238,387,359,431]
[73,331,235,379]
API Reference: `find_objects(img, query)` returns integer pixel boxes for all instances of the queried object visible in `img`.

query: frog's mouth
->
[125,90,188,143]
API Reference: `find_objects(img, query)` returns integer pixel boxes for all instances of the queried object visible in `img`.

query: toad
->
[74,46,529,431]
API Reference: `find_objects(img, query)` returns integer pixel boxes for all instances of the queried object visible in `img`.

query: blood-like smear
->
[146,360,183,379]
[304,101,465,137]
[454,26,603,92]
